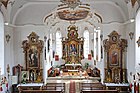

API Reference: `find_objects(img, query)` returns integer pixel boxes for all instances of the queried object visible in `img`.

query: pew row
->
[18,83,65,93]
[81,90,118,93]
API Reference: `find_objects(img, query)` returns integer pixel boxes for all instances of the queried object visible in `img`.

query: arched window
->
[0,12,4,74]
[56,31,62,58]
[136,9,140,67]
[84,30,89,58]
[94,29,101,61]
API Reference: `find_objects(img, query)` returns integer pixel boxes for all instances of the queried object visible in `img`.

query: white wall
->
[0,12,4,75]
[4,26,14,75]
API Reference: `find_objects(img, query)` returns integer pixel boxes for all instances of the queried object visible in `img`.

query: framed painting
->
[109,48,120,67]
[22,32,44,69]
[21,71,29,83]
[28,46,38,68]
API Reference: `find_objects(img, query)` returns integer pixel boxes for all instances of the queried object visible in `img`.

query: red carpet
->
[69,81,76,93]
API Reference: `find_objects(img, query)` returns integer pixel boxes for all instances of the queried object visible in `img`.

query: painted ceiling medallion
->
[60,0,81,9]
[58,10,89,21]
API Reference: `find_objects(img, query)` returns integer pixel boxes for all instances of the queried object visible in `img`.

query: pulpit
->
[62,25,84,70]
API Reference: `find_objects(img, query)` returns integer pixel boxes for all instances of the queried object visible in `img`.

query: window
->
[0,12,4,74]
[56,31,62,58]
[84,30,89,58]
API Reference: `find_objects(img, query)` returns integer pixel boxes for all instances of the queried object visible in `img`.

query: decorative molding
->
[60,0,81,9]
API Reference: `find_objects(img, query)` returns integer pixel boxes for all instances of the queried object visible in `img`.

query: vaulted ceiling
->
[0,0,139,25]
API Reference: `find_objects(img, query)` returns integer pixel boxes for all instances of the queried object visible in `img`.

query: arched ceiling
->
[4,0,136,25]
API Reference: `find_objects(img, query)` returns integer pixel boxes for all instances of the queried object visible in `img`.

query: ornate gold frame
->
[22,32,44,82]
[103,31,127,83]
[22,32,44,69]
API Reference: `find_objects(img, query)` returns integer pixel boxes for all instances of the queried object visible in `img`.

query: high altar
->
[62,25,84,70]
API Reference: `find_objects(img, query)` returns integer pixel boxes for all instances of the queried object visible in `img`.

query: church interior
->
[0,0,140,93]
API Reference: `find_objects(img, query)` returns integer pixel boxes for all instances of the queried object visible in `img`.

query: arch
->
[0,12,4,74]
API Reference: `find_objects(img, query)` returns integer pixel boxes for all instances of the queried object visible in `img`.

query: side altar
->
[62,25,84,70]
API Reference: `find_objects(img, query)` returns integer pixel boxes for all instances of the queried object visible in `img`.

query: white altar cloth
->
[105,83,129,86]
[17,83,43,87]
[65,64,82,66]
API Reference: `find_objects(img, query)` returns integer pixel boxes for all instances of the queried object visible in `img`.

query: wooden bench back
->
[81,83,105,90]
[18,83,65,93]
[81,90,118,93]
[42,83,65,92]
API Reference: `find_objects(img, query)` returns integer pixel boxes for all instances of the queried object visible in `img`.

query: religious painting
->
[109,46,120,67]
[22,32,44,69]
[58,10,89,21]
[28,46,38,67]
[88,54,92,60]
[112,36,117,42]
[55,55,59,61]
[70,43,77,54]
[21,71,29,83]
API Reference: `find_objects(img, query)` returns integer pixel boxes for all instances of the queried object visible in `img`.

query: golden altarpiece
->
[62,25,84,70]
[22,32,44,83]
[103,31,127,83]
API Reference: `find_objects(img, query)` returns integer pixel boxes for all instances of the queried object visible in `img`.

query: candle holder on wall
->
[137,37,140,47]
[129,32,134,40]
[5,34,11,43]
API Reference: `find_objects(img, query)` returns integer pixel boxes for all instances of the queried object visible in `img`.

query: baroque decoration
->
[22,32,44,83]
[60,0,81,9]
[62,25,84,70]
[44,0,102,28]
[103,31,128,83]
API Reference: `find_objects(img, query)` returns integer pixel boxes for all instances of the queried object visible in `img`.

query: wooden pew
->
[80,83,105,90]
[81,90,118,93]
[80,83,118,93]
[18,83,65,93]
[42,83,65,93]
[20,90,63,93]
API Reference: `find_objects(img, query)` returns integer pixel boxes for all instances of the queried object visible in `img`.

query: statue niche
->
[62,25,84,69]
